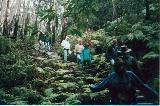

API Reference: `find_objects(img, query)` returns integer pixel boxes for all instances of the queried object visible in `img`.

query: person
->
[117,45,143,81]
[90,58,159,105]
[105,39,120,65]
[81,44,92,67]
[74,39,84,64]
[61,36,71,63]
[44,33,51,51]
[38,32,45,50]
[95,43,103,54]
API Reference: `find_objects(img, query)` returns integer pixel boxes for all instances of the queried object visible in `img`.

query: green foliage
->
[68,28,82,36]
[142,52,159,61]
[24,91,42,104]
[0,89,15,105]
[120,30,145,41]
[37,8,55,22]
[105,20,132,37]
[44,88,53,97]
[11,87,42,105]
[31,79,47,92]
[65,99,81,105]
[0,37,11,54]
[64,94,80,105]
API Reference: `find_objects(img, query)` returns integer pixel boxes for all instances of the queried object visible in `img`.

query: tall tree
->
[3,0,10,36]
[112,0,117,20]
[145,0,150,20]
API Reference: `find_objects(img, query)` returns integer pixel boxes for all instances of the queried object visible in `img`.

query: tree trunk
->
[145,0,150,20]
[3,0,10,36]
[158,0,160,22]
[112,0,117,20]
[13,17,19,39]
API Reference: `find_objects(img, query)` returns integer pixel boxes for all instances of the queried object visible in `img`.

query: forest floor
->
[25,48,111,105]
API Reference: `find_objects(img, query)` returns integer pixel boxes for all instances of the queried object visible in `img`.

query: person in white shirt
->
[61,36,71,63]
[74,39,84,64]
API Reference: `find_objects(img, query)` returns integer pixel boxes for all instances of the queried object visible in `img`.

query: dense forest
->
[0,0,159,105]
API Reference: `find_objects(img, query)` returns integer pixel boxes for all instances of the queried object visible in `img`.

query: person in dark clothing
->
[44,34,51,51]
[95,43,103,54]
[117,45,143,81]
[38,32,45,50]
[106,39,120,65]
[90,58,159,105]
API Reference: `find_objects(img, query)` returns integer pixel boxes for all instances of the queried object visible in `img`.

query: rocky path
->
[29,46,156,105]
[32,51,110,105]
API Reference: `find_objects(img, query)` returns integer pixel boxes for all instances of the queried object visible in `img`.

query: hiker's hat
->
[118,45,132,53]
[112,39,117,44]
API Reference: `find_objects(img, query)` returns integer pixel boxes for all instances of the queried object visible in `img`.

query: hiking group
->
[60,36,159,105]
[39,34,159,105]
[61,36,92,67]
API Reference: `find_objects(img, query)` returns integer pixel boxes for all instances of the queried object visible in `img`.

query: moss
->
[50,93,69,103]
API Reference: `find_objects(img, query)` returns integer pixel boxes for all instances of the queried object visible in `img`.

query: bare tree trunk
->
[145,0,150,20]
[112,0,117,20]
[13,16,19,39]
[158,0,160,22]
[3,0,10,36]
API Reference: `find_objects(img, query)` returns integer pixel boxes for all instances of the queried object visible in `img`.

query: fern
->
[143,51,159,60]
